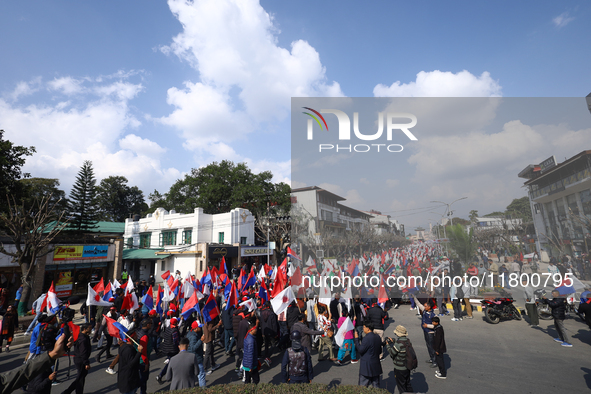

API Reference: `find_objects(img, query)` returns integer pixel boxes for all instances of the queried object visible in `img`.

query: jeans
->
[423,331,435,362]
[435,353,446,376]
[139,364,149,394]
[204,342,216,370]
[337,339,356,361]
[197,362,206,387]
[359,374,380,388]
[554,318,570,343]
[224,329,235,354]
[452,299,462,319]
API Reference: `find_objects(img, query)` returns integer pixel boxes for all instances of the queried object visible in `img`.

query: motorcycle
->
[481,297,522,324]
[534,289,553,320]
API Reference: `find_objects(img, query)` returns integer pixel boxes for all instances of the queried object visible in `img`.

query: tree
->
[67,161,99,231]
[164,161,290,216]
[0,130,35,214]
[447,224,476,264]
[148,189,170,211]
[96,176,148,222]
[506,196,532,222]
[20,178,67,216]
[0,194,68,315]
[469,210,479,223]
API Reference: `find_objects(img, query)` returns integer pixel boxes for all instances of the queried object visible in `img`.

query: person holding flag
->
[61,323,93,394]
[116,327,143,394]
[202,294,222,375]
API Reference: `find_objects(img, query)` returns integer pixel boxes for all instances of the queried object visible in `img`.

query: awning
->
[122,249,170,260]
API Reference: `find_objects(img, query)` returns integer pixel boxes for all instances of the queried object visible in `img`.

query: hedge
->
[168,383,389,394]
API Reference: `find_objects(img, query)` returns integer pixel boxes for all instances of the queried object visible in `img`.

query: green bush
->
[168,383,389,394]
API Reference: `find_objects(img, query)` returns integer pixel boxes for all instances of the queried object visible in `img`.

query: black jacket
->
[237,318,250,350]
[232,310,246,336]
[24,368,52,394]
[117,342,141,393]
[354,331,383,378]
[433,325,446,354]
[544,297,567,320]
[366,306,387,330]
[281,346,313,382]
[73,333,91,366]
[222,305,234,330]
[286,303,300,329]
[260,306,279,337]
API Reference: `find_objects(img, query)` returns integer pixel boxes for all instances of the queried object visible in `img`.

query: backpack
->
[397,338,418,371]
[287,348,307,377]
[456,286,464,299]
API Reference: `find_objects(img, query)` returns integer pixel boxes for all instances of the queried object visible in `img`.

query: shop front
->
[45,244,114,298]
[240,246,272,272]
[207,244,239,275]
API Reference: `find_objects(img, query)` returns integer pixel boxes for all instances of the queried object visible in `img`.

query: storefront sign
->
[241,247,271,257]
[55,270,73,297]
[54,245,109,261]
[208,245,239,258]
[539,156,557,173]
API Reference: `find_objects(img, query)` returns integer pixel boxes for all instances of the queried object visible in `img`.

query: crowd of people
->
[1,242,590,394]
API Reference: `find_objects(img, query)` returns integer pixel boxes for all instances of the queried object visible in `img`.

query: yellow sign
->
[53,246,83,261]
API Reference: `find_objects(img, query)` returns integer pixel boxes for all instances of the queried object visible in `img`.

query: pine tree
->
[67,160,99,231]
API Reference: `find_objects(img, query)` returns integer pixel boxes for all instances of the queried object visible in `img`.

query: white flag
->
[271,286,294,316]
[335,317,354,348]
[305,256,315,267]
[112,279,121,290]
[86,283,112,307]
[126,275,135,294]
[239,298,257,312]
[257,265,266,282]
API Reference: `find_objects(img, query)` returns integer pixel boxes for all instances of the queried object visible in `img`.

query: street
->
[2,292,590,394]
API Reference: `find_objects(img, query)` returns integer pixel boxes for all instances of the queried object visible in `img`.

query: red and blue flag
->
[202,293,219,322]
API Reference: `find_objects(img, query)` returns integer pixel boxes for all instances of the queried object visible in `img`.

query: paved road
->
[1,294,590,393]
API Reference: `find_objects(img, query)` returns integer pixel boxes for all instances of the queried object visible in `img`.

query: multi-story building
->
[361,209,400,235]
[518,151,591,257]
[122,207,255,283]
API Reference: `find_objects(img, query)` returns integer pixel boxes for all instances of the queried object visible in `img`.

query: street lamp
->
[430,197,468,226]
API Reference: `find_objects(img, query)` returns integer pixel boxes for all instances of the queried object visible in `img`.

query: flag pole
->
[123,331,140,347]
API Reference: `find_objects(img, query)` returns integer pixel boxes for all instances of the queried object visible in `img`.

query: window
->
[182,229,192,244]
[160,231,177,246]
[160,260,165,271]
[218,232,224,243]
[240,237,247,245]
[126,237,133,248]
[139,233,151,248]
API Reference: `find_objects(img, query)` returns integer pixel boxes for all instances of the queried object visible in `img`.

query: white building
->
[122,207,254,283]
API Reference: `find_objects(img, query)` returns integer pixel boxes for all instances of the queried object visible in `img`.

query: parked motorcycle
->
[481,297,522,324]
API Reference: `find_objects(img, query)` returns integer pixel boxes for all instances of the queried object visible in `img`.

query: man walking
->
[542,290,573,347]
[117,329,143,394]
[61,323,92,394]
[281,330,314,384]
[316,306,336,361]
[242,322,259,384]
[186,321,206,388]
[354,322,382,388]
[522,278,539,327]
[385,325,413,393]
[164,338,199,390]
[291,313,324,354]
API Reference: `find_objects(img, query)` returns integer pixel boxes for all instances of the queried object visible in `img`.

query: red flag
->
[121,293,133,311]
[67,321,80,342]
[219,257,227,276]
[93,278,105,294]
[226,280,238,310]
[378,276,388,304]
[291,267,302,287]
[161,270,171,280]
[278,258,288,284]
[210,266,219,286]
[270,274,285,299]
[347,260,358,276]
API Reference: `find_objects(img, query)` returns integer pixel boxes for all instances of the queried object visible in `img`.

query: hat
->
[241,296,249,302]
[148,310,157,316]
[191,321,203,329]
[110,306,117,310]
[167,310,174,316]
[394,325,408,337]
[170,318,178,327]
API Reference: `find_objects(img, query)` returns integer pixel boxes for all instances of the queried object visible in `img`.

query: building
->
[122,207,255,284]
[361,209,401,235]
[518,151,591,256]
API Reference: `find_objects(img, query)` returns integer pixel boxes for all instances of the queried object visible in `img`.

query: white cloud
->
[48,77,84,95]
[0,75,179,195]
[317,183,344,196]
[553,12,574,28]
[344,189,364,206]
[373,70,501,97]
[159,0,343,153]
[360,178,370,185]
[7,77,41,101]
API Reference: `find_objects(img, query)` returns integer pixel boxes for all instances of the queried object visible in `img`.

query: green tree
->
[67,161,99,231]
[20,178,67,216]
[447,224,476,264]
[164,161,290,216]
[469,210,479,223]
[505,196,532,222]
[96,176,148,222]
[0,130,35,214]
[148,189,170,211]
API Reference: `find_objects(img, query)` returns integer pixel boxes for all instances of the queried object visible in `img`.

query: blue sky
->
[1,1,590,227]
